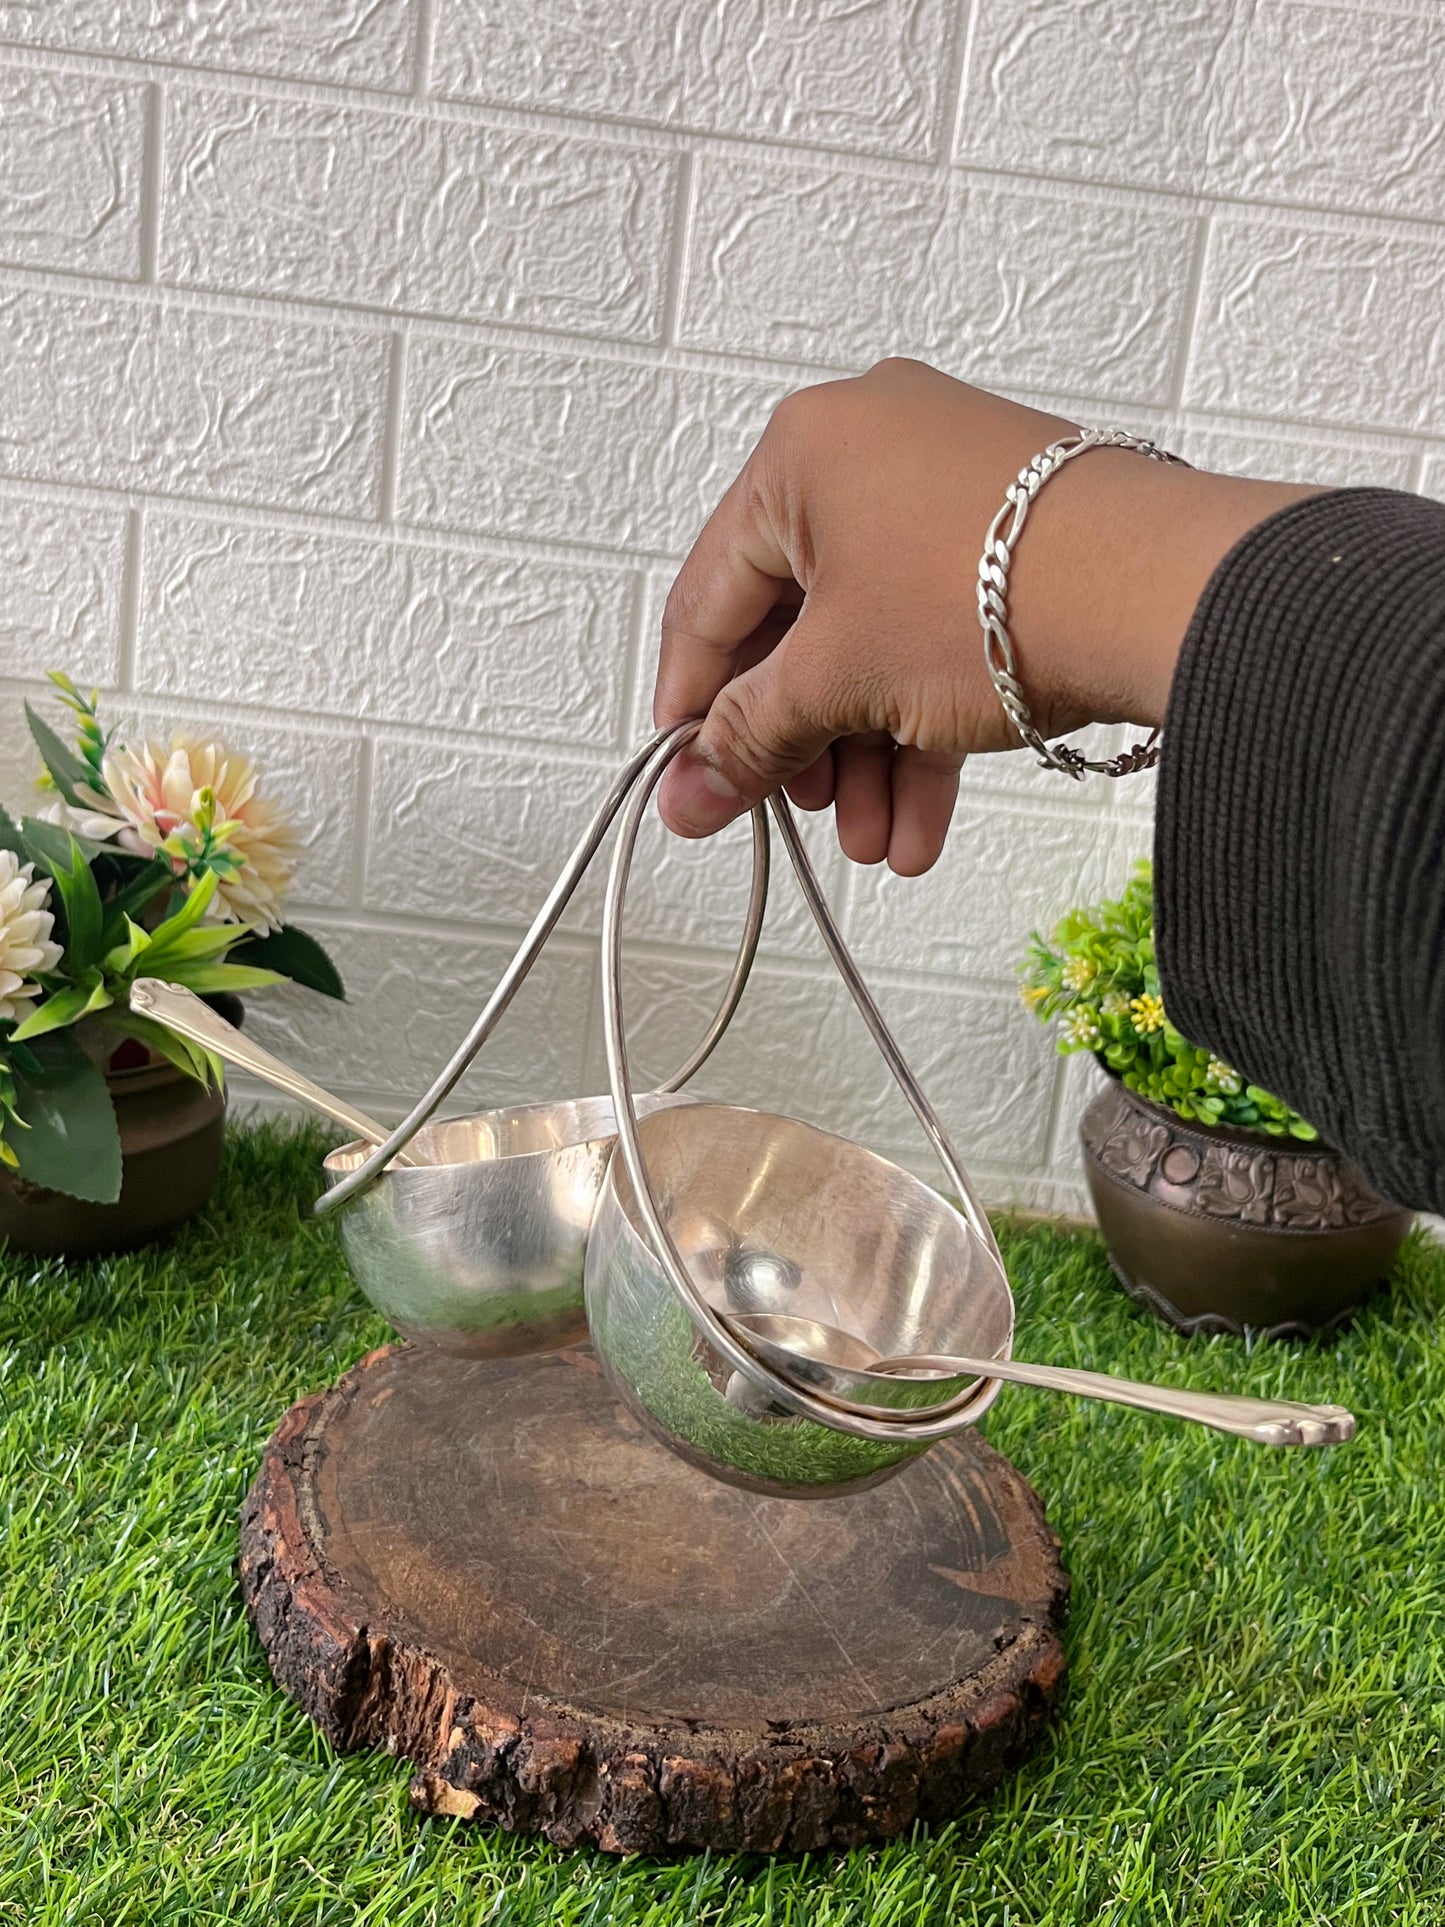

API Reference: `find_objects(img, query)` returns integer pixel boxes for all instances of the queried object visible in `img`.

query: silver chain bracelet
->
[976,427,1189,779]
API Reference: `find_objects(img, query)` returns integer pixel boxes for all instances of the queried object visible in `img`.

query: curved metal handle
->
[765,794,1002,1265]
[884,1354,1356,1446]
[129,977,421,1162]
[316,724,769,1214]
[601,724,1009,1445]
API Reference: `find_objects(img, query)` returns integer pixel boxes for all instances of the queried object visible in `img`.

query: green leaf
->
[9,977,112,1042]
[20,813,127,876]
[103,1011,220,1089]
[9,986,103,1048]
[104,917,153,977]
[0,804,25,864]
[130,922,253,972]
[98,859,174,952]
[155,962,284,995]
[24,701,94,810]
[7,1028,122,1203]
[48,835,105,974]
[142,868,220,950]
[231,924,345,999]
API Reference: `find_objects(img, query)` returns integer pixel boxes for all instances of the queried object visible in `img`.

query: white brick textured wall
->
[1,3,1440,1215]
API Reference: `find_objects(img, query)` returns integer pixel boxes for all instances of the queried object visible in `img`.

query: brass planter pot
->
[0,996,236,1260]
[1081,1078,1413,1338]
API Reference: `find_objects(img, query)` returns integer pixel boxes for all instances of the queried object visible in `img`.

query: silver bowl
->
[323,1092,692,1357]
[584,1103,1015,1498]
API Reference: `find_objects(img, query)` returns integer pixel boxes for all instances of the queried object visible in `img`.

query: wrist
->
[1003,447,1325,732]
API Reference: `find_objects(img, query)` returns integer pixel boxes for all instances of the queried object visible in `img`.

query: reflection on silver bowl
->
[584,1103,1014,1498]
[323,1092,692,1358]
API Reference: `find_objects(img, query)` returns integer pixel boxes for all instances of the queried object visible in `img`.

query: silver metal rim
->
[600,723,1012,1442]
[317,723,769,1215]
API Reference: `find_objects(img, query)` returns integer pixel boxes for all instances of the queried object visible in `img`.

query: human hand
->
[653,359,1317,874]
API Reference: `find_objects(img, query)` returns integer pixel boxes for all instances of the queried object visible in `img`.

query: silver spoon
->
[730,1311,1356,1447]
[129,978,424,1164]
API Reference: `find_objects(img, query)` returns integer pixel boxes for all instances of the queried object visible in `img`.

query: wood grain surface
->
[240,1345,1069,1853]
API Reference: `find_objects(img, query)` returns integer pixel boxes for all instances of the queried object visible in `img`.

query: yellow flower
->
[1062,956,1096,992]
[1019,982,1050,1010]
[102,735,299,934]
[1130,992,1165,1034]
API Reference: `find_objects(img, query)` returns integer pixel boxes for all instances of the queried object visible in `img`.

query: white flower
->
[1061,1008,1103,1050]
[35,791,127,842]
[101,734,300,934]
[0,851,64,1024]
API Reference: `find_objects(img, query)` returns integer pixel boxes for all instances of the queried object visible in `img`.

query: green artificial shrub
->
[1020,858,1318,1140]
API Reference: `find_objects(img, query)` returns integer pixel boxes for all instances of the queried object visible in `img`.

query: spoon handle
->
[129,978,418,1163]
[887,1354,1355,1447]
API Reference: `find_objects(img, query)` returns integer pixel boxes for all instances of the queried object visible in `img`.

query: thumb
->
[656,618,839,837]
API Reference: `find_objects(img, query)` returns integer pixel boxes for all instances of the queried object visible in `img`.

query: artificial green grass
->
[2,1122,1442,1926]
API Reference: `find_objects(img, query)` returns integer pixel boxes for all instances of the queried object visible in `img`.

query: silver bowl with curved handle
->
[584,725,1017,1495]
[321,1090,699,1356]
[310,725,771,1356]
[125,725,771,1359]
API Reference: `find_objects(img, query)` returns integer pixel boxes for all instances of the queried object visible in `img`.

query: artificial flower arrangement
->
[0,674,343,1204]
[1020,858,1318,1141]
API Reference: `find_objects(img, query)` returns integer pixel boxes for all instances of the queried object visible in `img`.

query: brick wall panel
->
[364,734,849,958]
[1228,4,1445,221]
[1174,424,1417,492]
[0,494,127,686]
[0,64,145,277]
[0,0,417,91]
[1187,217,1445,435]
[0,289,387,513]
[163,91,676,343]
[596,952,1058,1173]
[682,155,1196,401]
[398,337,789,554]
[958,1,1445,223]
[363,738,602,929]
[433,0,956,160]
[138,516,633,745]
[843,810,1148,988]
[243,922,594,1111]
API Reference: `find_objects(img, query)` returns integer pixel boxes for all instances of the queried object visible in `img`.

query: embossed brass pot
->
[1081,1079,1413,1338]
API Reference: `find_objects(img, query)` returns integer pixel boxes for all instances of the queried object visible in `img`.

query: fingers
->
[786,747,836,812]
[833,734,894,865]
[653,462,799,731]
[656,611,840,836]
[829,738,962,872]
[887,744,964,876]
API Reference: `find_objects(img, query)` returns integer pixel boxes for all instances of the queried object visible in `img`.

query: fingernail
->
[661,754,743,834]
[696,759,741,803]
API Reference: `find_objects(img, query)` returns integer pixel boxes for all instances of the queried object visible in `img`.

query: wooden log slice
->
[240,1345,1068,1855]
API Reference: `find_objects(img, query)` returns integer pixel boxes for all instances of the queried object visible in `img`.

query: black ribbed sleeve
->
[1156,487,1445,1214]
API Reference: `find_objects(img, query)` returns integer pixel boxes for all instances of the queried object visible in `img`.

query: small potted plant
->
[0,674,343,1257]
[1020,860,1412,1336]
